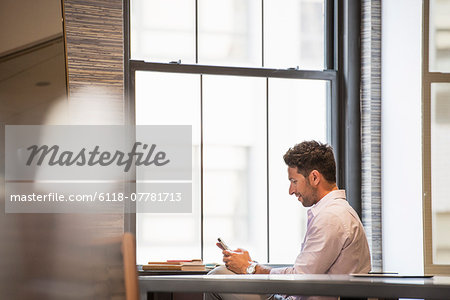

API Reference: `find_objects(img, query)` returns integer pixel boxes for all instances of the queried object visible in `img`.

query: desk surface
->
[139,274,450,299]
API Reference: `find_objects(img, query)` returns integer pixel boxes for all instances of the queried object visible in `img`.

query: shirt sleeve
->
[270,267,290,274]
[270,212,349,275]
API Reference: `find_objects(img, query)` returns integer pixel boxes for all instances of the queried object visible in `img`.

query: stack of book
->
[142,259,206,271]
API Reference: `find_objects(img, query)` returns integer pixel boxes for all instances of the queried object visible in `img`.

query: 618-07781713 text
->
[96,192,182,202]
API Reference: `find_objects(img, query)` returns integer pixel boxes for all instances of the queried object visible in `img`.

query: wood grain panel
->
[64,0,123,91]
[63,0,125,234]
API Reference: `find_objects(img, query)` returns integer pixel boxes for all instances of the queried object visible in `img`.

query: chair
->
[122,232,139,300]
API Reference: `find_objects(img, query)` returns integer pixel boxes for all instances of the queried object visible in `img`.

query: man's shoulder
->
[317,197,351,215]
[315,200,362,226]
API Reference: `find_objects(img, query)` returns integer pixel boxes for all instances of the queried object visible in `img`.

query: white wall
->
[381,0,424,274]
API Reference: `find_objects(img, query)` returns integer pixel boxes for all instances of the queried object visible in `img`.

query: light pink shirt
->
[270,190,371,299]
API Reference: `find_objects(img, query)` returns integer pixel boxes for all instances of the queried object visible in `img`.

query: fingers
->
[223,256,231,269]
[216,243,226,251]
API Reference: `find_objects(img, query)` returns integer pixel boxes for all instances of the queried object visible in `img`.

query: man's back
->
[271,190,371,275]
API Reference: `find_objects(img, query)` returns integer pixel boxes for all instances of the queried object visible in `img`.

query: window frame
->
[422,0,450,275]
[123,0,362,261]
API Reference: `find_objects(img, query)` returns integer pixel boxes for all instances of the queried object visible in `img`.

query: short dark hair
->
[283,140,336,183]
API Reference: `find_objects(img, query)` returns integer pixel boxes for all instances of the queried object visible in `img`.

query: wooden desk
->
[139,274,450,300]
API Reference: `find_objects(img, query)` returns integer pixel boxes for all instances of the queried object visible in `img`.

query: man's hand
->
[221,247,252,274]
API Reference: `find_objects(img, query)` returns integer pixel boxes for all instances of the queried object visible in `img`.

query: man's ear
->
[309,170,320,186]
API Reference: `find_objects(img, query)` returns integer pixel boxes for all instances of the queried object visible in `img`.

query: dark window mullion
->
[324,0,335,70]
[129,61,336,81]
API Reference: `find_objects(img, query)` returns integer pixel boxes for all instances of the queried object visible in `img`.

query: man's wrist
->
[245,261,258,274]
[254,263,272,274]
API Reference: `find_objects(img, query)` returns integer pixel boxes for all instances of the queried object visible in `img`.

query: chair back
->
[122,232,139,300]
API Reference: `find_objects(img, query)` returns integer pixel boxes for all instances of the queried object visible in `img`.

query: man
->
[205,141,371,300]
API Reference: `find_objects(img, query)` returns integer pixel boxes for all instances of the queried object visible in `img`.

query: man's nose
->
[289,185,295,195]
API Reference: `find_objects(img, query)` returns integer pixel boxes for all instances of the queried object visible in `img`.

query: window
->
[127,0,341,264]
[423,0,450,274]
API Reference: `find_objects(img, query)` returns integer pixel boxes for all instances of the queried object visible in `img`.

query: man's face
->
[288,167,318,207]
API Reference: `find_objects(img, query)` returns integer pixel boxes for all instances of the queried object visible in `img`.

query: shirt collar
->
[308,189,346,218]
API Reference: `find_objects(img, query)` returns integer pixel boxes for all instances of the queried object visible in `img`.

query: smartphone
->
[217,238,230,251]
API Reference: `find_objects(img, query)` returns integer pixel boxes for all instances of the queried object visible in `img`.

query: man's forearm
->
[255,264,272,274]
